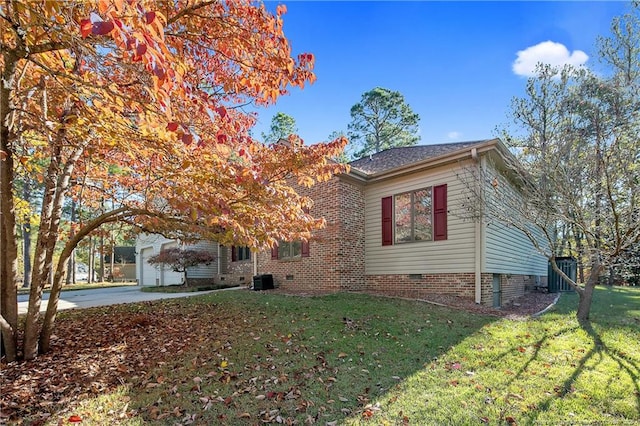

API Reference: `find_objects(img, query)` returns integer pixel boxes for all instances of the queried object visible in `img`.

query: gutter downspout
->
[253,249,258,277]
[217,243,221,275]
[472,148,482,304]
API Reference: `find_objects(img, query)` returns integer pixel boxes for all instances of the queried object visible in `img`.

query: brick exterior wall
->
[481,273,538,307]
[256,177,366,292]
[365,272,537,306]
[220,248,254,287]
[365,273,476,299]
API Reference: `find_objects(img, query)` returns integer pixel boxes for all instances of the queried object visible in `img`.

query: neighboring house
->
[136,139,548,307]
[104,246,137,282]
[135,234,254,287]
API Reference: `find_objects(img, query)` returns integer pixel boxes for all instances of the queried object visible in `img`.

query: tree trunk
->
[23,149,61,360]
[40,208,129,353]
[99,232,104,282]
[22,178,32,288]
[0,52,20,362]
[88,236,94,283]
[66,200,76,285]
[110,242,115,282]
[577,264,602,324]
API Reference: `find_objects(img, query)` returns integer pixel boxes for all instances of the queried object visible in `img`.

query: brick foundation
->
[365,273,476,300]
[364,272,538,306]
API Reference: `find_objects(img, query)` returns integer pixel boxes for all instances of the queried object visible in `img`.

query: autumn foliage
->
[147,247,217,284]
[0,0,348,361]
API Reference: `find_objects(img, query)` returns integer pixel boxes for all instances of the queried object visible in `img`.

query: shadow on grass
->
[526,287,640,424]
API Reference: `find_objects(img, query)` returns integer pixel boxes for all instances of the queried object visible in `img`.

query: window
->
[279,241,301,259]
[271,240,310,260]
[394,188,432,243]
[231,246,250,262]
[382,184,447,245]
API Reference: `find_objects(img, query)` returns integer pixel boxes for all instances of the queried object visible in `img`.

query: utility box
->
[548,257,577,293]
[253,274,274,291]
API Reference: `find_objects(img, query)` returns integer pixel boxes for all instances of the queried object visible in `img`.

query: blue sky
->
[249,1,629,147]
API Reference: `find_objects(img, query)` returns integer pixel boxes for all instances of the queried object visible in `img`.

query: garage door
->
[160,242,183,285]
[140,247,157,286]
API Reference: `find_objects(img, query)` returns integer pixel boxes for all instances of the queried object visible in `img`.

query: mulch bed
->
[268,288,560,319]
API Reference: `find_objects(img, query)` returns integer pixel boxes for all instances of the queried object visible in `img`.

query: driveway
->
[17,285,238,314]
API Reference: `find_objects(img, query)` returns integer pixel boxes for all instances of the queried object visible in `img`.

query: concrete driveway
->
[17,285,238,314]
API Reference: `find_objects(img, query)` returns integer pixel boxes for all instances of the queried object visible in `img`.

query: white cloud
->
[512,41,588,77]
[447,131,462,140]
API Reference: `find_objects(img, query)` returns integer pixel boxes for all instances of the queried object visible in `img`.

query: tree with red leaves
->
[146,247,217,286]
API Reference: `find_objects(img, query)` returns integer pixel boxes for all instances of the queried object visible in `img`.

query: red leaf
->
[125,37,135,50]
[68,415,82,422]
[136,42,147,57]
[80,19,92,38]
[153,65,166,80]
[182,134,193,145]
[217,133,227,144]
[145,11,156,24]
[216,106,227,119]
[238,148,245,157]
[92,20,114,36]
[166,122,179,132]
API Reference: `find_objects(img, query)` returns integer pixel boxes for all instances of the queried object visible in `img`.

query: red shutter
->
[382,196,393,246]
[231,246,237,262]
[433,184,447,241]
[271,243,279,260]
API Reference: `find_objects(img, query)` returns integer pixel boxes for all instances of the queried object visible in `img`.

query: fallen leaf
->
[68,415,82,423]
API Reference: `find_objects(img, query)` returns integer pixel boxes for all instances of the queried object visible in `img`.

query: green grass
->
[343,286,640,425]
[29,286,640,425]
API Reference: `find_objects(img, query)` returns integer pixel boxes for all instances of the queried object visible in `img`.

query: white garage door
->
[140,247,157,286]
[160,242,183,285]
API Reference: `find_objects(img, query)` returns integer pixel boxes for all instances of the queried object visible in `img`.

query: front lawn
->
[1,286,638,425]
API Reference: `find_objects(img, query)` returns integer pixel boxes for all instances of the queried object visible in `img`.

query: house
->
[136,139,548,307]
[135,234,254,287]
[104,246,137,282]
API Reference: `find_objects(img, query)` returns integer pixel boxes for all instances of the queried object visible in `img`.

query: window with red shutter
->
[382,196,393,246]
[231,245,237,262]
[433,184,448,241]
[271,244,279,260]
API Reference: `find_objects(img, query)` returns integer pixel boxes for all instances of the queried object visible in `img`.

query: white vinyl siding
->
[481,162,549,276]
[484,221,548,275]
[364,162,476,275]
[186,241,219,278]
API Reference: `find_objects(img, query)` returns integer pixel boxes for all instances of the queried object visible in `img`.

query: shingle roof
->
[348,140,493,175]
